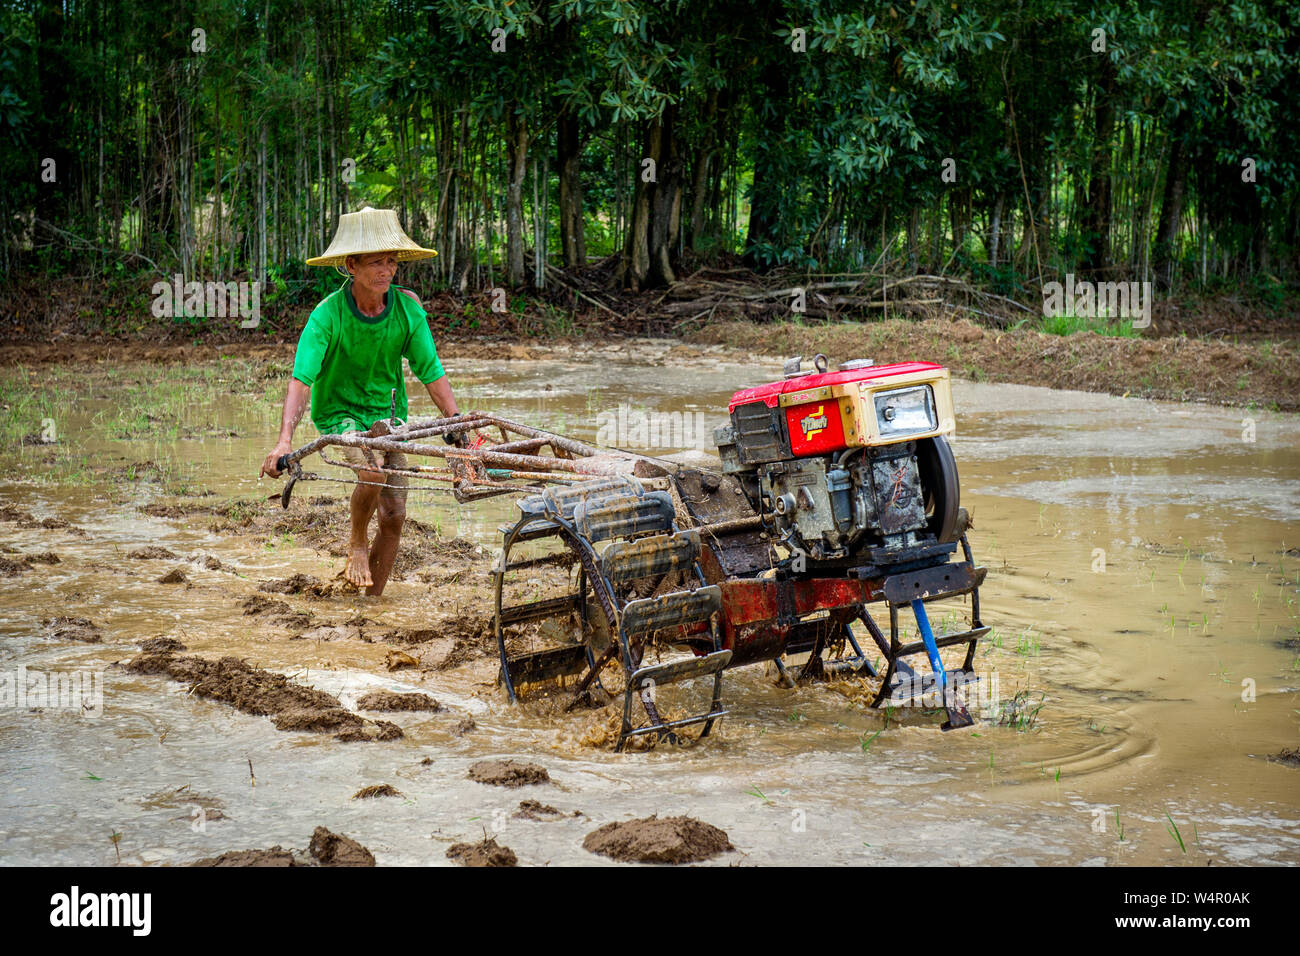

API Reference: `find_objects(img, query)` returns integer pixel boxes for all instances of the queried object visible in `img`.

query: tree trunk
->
[689,89,719,251]
[505,110,529,288]
[557,108,586,267]
[1080,61,1115,276]
[35,0,71,224]
[621,107,683,291]
[988,192,1005,266]
[743,58,790,269]
[1153,111,1190,290]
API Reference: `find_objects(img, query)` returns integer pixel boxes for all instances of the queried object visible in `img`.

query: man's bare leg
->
[344,469,383,588]
[366,494,405,596]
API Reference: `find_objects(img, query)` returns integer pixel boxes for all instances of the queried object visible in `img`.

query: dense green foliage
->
[2,0,1296,300]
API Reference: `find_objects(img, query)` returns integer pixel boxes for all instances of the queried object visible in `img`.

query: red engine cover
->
[785,400,845,455]
[727,361,944,413]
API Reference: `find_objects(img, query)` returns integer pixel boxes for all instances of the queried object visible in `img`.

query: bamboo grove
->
[2,0,1296,306]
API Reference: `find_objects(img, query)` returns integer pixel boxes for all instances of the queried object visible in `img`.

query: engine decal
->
[800,405,829,439]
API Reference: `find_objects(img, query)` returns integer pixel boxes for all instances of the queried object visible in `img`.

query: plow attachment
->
[272,412,647,506]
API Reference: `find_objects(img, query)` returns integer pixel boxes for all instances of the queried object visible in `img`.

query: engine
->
[714,355,962,566]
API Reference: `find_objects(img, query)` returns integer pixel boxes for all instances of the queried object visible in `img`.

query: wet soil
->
[4,551,62,575]
[129,546,177,560]
[308,827,377,866]
[259,573,323,594]
[467,759,551,788]
[139,637,187,653]
[0,352,1296,867]
[1270,748,1300,768]
[446,836,518,867]
[191,847,301,867]
[582,815,733,864]
[0,558,29,577]
[123,651,402,742]
[0,503,88,536]
[356,690,440,712]
[43,616,104,643]
[193,827,375,867]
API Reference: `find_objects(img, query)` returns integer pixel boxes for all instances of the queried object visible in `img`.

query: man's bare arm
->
[424,376,459,418]
[260,378,311,477]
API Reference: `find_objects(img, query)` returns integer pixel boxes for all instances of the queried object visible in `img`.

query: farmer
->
[260,206,466,596]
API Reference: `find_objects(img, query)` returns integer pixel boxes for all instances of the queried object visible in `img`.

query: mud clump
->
[333,720,403,742]
[4,511,87,536]
[123,651,401,741]
[1268,747,1300,768]
[242,594,291,617]
[468,759,551,788]
[352,784,403,799]
[272,707,362,733]
[384,649,418,671]
[308,827,376,866]
[140,636,187,653]
[356,690,440,712]
[378,627,441,645]
[192,827,376,867]
[43,616,103,643]
[129,546,177,560]
[25,551,61,565]
[258,573,322,595]
[140,503,187,519]
[446,837,517,867]
[453,717,477,736]
[0,557,29,577]
[583,815,733,864]
[192,847,301,867]
[157,567,188,584]
[514,800,572,821]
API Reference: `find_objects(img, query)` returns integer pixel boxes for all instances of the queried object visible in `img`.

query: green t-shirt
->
[291,284,446,435]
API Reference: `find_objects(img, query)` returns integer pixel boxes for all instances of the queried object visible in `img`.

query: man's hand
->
[261,439,293,478]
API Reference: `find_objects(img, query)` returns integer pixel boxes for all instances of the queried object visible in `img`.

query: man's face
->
[348,253,398,297]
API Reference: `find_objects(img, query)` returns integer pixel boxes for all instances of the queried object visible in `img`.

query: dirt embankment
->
[688,318,1300,411]
[2,270,1296,410]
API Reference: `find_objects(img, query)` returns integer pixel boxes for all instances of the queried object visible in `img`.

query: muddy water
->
[2,342,1298,866]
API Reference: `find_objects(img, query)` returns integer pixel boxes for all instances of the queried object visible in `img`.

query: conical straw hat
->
[306,206,437,267]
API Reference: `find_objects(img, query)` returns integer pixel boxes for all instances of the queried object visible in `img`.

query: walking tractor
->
[273,355,988,750]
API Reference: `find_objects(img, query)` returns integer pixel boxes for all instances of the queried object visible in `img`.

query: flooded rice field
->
[1,341,1297,866]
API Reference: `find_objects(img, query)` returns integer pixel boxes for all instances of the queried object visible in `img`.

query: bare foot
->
[342,546,373,587]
